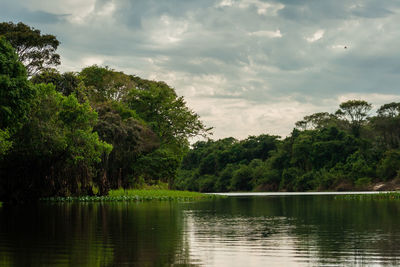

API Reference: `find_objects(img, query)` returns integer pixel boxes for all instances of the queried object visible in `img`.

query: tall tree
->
[93,102,159,189]
[371,102,400,149]
[126,77,211,151]
[377,102,400,117]
[31,69,80,96]
[79,65,135,101]
[0,37,35,156]
[0,22,60,76]
[295,112,337,130]
[336,100,372,137]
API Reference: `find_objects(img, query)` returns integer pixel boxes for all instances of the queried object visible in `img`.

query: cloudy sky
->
[2,0,400,139]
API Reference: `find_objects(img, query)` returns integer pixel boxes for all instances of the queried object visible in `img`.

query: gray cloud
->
[2,0,400,139]
[0,1,65,24]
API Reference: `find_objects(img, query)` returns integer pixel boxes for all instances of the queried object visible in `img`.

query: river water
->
[1,193,400,266]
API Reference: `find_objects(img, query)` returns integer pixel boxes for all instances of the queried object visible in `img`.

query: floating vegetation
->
[41,189,220,202]
[334,192,400,201]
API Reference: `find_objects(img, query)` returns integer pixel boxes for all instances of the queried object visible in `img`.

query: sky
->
[2,0,400,140]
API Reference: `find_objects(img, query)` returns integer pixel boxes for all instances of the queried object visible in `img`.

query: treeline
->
[0,22,210,201]
[176,100,400,192]
[2,22,400,199]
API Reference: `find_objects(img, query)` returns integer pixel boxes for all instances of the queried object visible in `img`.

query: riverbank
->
[212,191,400,201]
[42,189,219,202]
[370,179,400,191]
[331,178,400,191]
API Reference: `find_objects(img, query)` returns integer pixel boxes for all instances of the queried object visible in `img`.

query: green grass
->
[334,192,400,201]
[109,189,210,198]
[0,202,2,207]
[41,189,219,202]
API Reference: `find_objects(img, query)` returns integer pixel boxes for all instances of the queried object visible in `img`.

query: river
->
[1,193,400,266]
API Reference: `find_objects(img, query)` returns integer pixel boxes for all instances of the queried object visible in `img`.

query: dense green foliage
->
[176,135,280,191]
[42,189,217,202]
[2,22,400,201]
[0,22,60,76]
[176,100,400,192]
[0,83,112,200]
[0,23,210,202]
[0,37,35,139]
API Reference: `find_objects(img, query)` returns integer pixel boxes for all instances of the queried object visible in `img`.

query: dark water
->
[1,195,400,266]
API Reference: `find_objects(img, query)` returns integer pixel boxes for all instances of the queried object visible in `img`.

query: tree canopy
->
[3,21,400,200]
[0,22,211,201]
[0,37,35,157]
[31,69,80,96]
[0,22,60,76]
[335,100,372,137]
[176,100,400,193]
[126,77,212,149]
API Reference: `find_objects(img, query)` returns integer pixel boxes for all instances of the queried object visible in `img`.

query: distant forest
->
[1,22,400,202]
[176,100,400,192]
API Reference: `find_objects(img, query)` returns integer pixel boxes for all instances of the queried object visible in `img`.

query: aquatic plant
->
[334,192,400,200]
[41,189,219,202]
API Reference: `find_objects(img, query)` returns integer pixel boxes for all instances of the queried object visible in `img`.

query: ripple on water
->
[181,198,400,266]
[1,196,400,266]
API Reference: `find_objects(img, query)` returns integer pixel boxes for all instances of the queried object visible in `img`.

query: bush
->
[174,169,197,191]
[377,150,400,181]
[214,164,237,192]
[279,167,302,191]
[253,166,280,191]
[230,165,253,191]
[293,171,316,191]
[354,177,372,189]
[346,151,375,180]
[198,175,216,192]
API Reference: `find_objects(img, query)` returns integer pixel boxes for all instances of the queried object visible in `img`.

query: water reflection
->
[0,202,186,266]
[184,197,400,266]
[0,196,400,266]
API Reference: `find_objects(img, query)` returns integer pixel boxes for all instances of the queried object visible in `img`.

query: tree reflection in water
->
[0,196,400,266]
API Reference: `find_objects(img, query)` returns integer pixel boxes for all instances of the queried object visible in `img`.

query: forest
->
[176,101,400,192]
[1,22,400,201]
[0,22,210,202]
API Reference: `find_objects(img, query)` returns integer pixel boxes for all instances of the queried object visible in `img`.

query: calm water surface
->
[1,194,400,266]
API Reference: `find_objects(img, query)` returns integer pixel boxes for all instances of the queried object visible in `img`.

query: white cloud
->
[237,0,285,15]
[81,56,105,67]
[144,15,189,45]
[22,0,118,24]
[96,1,116,17]
[331,44,348,49]
[249,29,282,38]
[187,97,334,139]
[217,0,234,8]
[306,30,325,42]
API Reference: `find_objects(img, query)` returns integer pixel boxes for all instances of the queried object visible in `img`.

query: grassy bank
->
[334,192,400,200]
[42,189,219,202]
